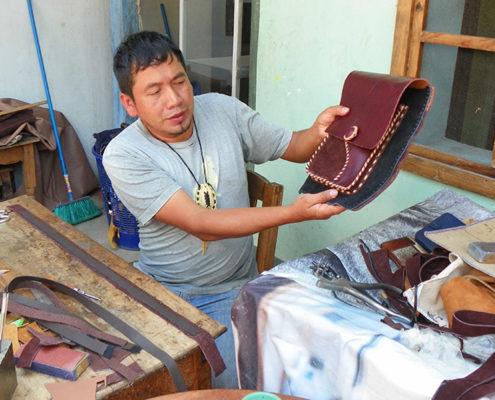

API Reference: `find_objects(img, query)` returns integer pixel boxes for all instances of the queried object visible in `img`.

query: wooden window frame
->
[392,0,495,198]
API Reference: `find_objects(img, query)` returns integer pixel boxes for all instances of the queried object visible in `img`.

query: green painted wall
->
[255,0,495,261]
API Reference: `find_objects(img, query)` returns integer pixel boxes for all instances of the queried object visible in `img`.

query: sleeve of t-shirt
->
[231,96,292,164]
[102,137,180,225]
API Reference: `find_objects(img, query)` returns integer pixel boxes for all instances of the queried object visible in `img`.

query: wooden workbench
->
[0,195,225,399]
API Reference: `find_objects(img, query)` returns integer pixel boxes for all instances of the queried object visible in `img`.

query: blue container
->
[92,130,139,251]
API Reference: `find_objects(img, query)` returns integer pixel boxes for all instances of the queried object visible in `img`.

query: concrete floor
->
[75,191,139,263]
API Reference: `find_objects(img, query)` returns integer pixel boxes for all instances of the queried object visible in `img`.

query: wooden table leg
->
[22,143,36,196]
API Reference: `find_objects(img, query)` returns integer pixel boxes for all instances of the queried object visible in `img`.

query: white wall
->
[255,0,495,261]
[1,0,114,171]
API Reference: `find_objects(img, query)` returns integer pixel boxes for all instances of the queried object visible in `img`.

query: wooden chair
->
[247,170,284,273]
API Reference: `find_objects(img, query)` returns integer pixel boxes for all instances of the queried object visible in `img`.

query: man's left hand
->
[313,105,350,140]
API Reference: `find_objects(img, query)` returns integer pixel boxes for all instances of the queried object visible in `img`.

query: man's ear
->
[120,93,138,117]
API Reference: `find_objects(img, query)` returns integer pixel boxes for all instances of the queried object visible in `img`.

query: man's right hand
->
[290,189,345,222]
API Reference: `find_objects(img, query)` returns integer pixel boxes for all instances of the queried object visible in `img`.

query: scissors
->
[312,263,414,326]
[0,209,11,224]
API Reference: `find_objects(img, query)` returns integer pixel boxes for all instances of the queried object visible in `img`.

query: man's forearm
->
[282,126,321,163]
[183,204,296,241]
[154,187,343,242]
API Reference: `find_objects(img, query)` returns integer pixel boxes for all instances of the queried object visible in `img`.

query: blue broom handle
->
[26,0,74,201]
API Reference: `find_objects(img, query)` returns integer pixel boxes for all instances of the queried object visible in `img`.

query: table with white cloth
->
[232,190,495,400]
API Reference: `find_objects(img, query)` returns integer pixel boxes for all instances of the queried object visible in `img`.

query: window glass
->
[417,43,495,165]
[426,0,495,39]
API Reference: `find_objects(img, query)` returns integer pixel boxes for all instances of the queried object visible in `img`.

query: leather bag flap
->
[326,71,429,150]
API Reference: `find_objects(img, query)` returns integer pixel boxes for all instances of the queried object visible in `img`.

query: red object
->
[15,344,89,380]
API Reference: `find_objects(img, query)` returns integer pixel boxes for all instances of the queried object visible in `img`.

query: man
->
[104,31,347,388]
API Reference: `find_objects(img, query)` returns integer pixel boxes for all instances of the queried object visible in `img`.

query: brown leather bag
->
[300,71,433,210]
[440,268,495,328]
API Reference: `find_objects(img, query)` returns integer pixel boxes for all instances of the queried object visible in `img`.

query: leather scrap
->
[45,376,106,400]
[6,276,187,391]
[104,361,143,387]
[16,336,41,368]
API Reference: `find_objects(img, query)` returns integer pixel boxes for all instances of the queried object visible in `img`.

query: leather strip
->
[433,352,495,400]
[27,283,140,353]
[16,336,41,368]
[359,242,415,320]
[40,321,115,358]
[452,310,495,337]
[6,276,187,392]
[8,294,129,348]
[27,327,66,346]
[104,361,144,386]
[9,204,225,376]
[93,354,143,382]
[89,346,130,371]
[359,244,405,290]
[8,298,115,357]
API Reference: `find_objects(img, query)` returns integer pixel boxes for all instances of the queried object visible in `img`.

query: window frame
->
[392,0,495,198]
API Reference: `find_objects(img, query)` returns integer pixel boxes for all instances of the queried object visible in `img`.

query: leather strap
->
[8,293,130,348]
[27,328,66,346]
[105,362,144,386]
[452,310,495,337]
[9,204,225,376]
[39,321,116,358]
[16,330,67,368]
[380,237,416,270]
[359,241,415,320]
[5,276,187,392]
[359,243,405,290]
[16,336,41,368]
[405,253,450,287]
[95,354,143,382]
[433,352,495,400]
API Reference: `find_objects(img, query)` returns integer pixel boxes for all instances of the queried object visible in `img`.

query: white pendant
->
[194,183,217,210]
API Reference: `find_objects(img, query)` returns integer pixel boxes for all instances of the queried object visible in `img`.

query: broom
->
[27,0,101,225]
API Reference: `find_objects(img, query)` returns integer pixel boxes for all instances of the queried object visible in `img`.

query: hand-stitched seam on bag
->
[306,104,408,193]
[363,93,429,202]
[333,141,350,182]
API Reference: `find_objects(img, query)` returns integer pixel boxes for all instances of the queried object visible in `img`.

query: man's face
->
[120,56,194,142]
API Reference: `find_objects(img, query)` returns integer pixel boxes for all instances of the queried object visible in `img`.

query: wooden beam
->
[390,0,415,76]
[409,144,495,178]
[402,153,495,199]
[420,31,495,52]
[0,100,47,117]
[406,0,429,77]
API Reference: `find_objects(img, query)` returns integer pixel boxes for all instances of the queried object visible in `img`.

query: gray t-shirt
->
[103,93,292,295]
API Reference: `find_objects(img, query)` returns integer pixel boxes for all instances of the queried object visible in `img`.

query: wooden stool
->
[148,389,304,400]
[0,136,39,196]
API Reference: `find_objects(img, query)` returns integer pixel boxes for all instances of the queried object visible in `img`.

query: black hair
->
[113,31,186,98]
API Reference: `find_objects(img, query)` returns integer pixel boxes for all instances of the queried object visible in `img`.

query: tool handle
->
[26,0,73,201]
